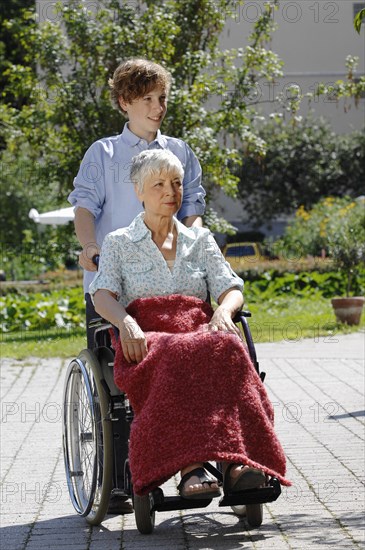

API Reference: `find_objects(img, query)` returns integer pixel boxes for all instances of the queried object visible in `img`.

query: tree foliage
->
[354,7,365,34]
[0,0,35,109]
[1,0,287,254]
[1,0,364,279]
[236,116,365,225]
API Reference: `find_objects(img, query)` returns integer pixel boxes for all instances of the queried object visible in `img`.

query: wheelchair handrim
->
[62,358,99,517]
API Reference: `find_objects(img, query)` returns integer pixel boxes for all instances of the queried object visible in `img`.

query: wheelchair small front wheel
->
[133,494,155,534]
[246,503,263,527]
[231,504,246,517]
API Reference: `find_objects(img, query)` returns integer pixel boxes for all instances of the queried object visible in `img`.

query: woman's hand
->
[118,315,148,363]
[208,306,243,340]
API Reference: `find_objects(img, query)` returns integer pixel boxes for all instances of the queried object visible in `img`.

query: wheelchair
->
[62,308,282,534]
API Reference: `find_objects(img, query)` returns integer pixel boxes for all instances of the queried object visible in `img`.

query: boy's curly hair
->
[109,58,172,116]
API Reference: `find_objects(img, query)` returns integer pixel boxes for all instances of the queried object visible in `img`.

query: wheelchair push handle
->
[92,254,100,268]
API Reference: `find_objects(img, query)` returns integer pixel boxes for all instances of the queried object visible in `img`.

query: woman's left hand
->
[208,307,243,340]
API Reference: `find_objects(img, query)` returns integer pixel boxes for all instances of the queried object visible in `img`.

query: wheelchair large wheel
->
[63,349,113,525]
[133,494,155,534]
[246,503,263,527]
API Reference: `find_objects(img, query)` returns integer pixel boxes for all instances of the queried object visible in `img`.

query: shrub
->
[236,117,365,225]
[276,196,365,296]
[0,287,85,333]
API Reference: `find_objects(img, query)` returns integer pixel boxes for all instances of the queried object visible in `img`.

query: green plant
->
[0,287,85,333]
[276,197,365,296]
[354,7,365,34]
[326,200,365,296]
[2,293,363,359]
[236,117,365,225]
[1,224,80,281]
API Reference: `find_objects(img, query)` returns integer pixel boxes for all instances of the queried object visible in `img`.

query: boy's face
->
[119,86,168,142]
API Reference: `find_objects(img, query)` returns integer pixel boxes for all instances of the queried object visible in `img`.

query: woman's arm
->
[208,288,244,339]
[93,289,148,363]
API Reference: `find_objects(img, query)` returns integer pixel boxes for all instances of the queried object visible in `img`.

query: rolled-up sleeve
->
[68,142,106,218]
[177,143,206,220]
[89,233,123,301]
[203,233,244,302]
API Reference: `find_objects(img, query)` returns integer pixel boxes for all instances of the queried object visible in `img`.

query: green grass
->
[246,295,364,342]
[1,295,363,359]
[1,327,87,359]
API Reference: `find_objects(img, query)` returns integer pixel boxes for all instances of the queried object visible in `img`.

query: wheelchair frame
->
[62,310,281,533]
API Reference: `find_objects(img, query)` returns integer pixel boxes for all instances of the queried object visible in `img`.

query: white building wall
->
[220,1,364,135]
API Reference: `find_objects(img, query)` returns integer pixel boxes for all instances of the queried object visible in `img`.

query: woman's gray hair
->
[130,150,184,193]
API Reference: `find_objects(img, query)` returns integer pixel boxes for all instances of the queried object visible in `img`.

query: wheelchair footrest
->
[219,477,281,507]
[111,488,130,498]
[151,489,212,512]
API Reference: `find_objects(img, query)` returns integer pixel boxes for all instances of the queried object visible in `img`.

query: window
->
[225,245,256,258]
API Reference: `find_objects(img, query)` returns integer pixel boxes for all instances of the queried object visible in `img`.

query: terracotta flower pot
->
[331,297,365,325]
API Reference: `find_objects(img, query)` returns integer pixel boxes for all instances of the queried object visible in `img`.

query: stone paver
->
[1,332,364,549]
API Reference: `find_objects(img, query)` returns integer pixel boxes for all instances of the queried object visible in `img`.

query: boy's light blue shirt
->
[89,213,243,307]
[68,123,205,292]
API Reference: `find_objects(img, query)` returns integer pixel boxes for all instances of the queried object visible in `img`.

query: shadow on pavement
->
[1,510,363,549]
[329,409,365,419]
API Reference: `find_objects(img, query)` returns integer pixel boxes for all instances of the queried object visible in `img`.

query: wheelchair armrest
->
[241,310,252,317]
[88,316,111,329]
[89,316,120,343]
[233,310,262,378]
[232,310,251,323]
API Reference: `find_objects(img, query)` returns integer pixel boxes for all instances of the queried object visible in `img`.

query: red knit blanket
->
[113,294,290,495]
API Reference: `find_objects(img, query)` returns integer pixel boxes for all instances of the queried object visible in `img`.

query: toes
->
[185,480,217,495]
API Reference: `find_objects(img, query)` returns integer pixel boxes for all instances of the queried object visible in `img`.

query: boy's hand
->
[78,242,101,271]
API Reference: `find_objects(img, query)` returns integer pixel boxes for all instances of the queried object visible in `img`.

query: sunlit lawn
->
[1,326,87,360]
[1,295,363,359]
[246,295,363,342]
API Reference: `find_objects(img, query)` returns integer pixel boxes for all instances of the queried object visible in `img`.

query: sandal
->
[224,464,266,494]
[177,467,221,500]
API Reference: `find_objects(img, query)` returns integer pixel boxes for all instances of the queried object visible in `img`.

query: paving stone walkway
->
[1,332,364,549]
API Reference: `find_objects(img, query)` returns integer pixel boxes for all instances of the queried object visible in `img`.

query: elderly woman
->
[90,149,289,499]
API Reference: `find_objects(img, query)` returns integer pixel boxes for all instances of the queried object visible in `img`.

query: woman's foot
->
[223,464,266,494]
[178,463,221,500]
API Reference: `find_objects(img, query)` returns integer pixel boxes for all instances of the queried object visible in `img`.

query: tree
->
[354,7,365,34]
[235,116,365,226]
[1,0,284,251]
[0,0,35,110]
[1,0,364,264]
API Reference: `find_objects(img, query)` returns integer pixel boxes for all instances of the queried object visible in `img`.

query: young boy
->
[68,58,206,348]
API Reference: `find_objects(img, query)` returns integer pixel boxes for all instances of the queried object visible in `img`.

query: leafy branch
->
[354,7,365,34]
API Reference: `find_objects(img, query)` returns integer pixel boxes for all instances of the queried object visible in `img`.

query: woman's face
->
[136,169,183,217]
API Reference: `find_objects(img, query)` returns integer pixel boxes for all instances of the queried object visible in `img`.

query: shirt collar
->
[121,122,168,148]
[128,213,196,242]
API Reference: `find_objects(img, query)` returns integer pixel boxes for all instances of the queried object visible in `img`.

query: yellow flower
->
[319,218,329,237]
[296,205,310,220]
[339,203,356,217]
